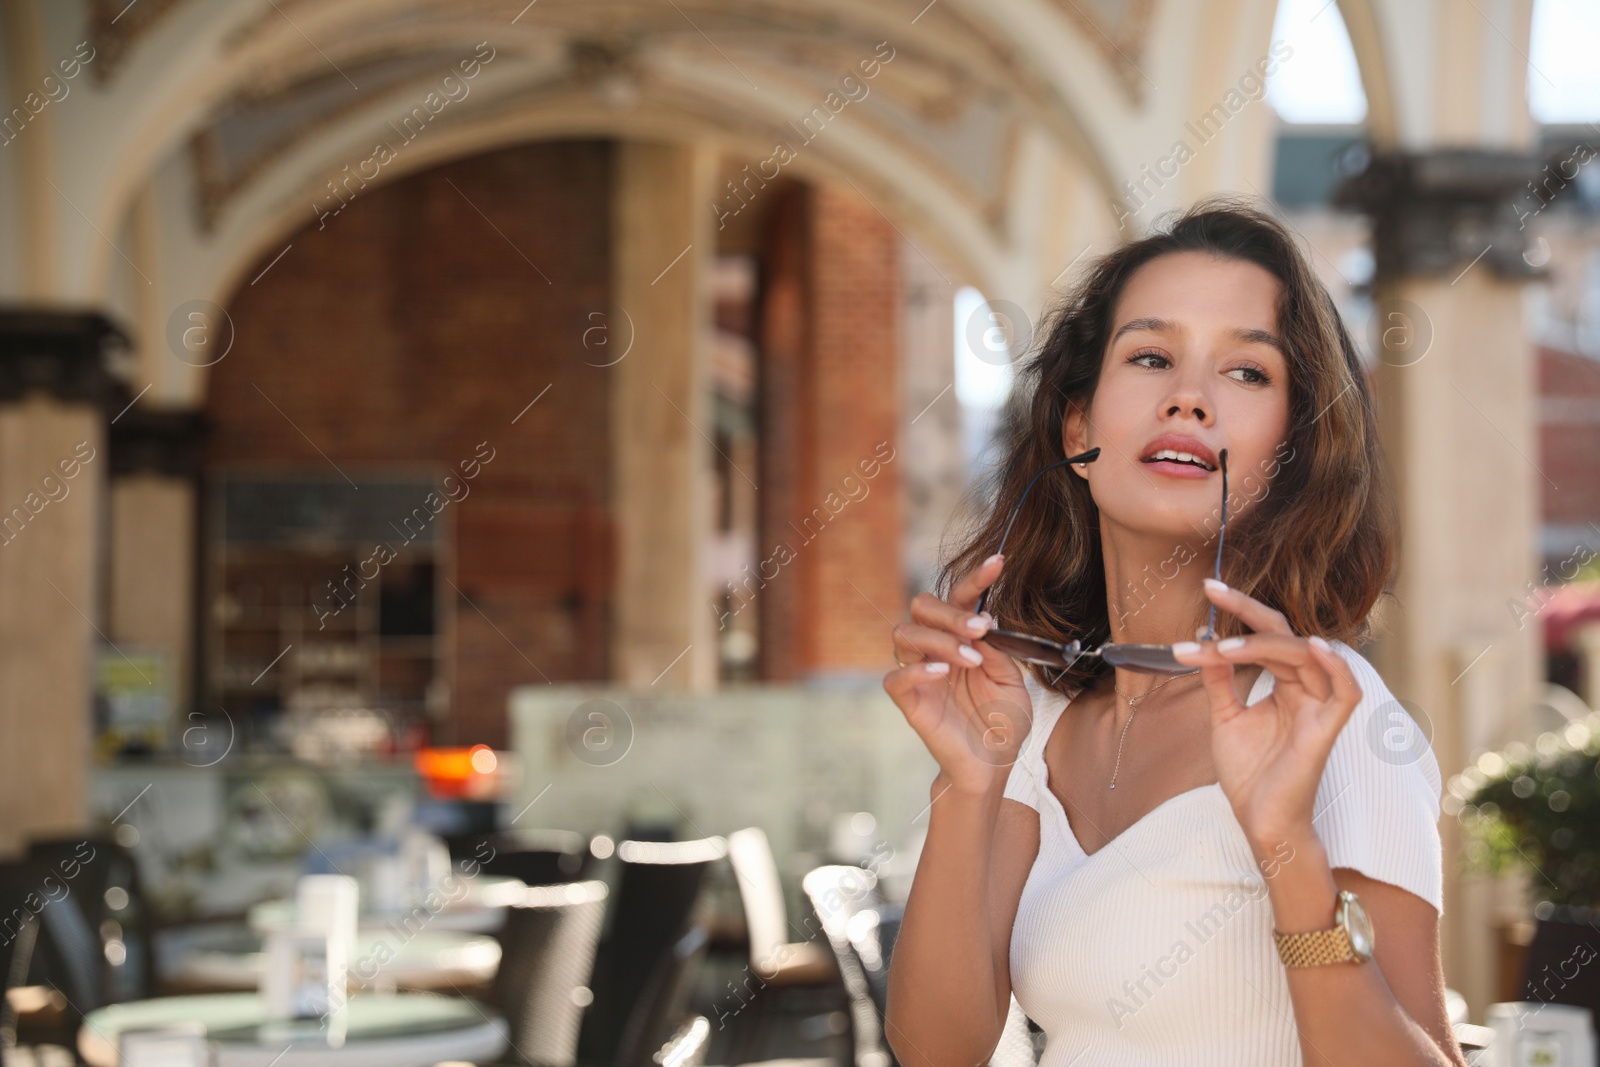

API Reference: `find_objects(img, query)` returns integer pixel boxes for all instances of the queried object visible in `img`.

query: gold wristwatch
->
[1273,889,1374,967]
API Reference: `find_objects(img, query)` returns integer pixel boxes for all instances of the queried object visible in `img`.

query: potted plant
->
[1451,710,1600,1018]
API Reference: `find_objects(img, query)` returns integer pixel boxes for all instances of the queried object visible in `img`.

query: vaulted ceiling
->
[86,0,1163,241]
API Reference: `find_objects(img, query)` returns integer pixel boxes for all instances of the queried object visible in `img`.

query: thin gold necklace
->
[1106,669,1202,789]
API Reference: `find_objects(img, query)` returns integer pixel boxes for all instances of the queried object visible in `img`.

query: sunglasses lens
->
[1099,643,1190,674]
[982,630,1084,668]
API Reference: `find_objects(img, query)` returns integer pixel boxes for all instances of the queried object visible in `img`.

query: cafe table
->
[163,925,501,992]
[248,875,524,935]
[78,992,508,1067]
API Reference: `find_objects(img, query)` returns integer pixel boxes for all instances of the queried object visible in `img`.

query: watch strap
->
[1273,924,1358,967]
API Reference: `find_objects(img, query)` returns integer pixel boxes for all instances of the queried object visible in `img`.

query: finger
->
[882,659,952,703]
[910,590,994,640]
[882,660,955,730]
[1174,637,1310,707]
[1307,638,1362,733]
[949,553,1005,614]
[1212,634,1332,703]
[893,621,989,670]
[1176,634,1321,698]
[1201,580,1292,636]
[1189,656,1243,728]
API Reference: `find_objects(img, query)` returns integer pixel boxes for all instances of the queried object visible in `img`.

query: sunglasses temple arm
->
[974,448,1100,615]
[1203,448,1229,640]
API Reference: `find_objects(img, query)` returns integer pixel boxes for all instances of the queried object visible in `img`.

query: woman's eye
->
[1127,350,1272,385]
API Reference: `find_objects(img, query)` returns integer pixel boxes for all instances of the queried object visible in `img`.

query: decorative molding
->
[189,51,473,231]
[1332,147,1550,281]
[0,309,129,405]
[87,0,184,83]
[110,409,211,478]
[1050,0,1158,103]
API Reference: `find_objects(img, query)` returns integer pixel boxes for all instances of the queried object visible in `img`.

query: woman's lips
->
[1143,458,1213,479]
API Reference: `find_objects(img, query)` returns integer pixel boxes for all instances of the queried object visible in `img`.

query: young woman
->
[882,199,1468,1066]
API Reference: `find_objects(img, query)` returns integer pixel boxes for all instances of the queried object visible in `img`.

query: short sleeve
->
[1000,670,1070,812]
[1312,641,1445,915]
[1002,745,1043,810]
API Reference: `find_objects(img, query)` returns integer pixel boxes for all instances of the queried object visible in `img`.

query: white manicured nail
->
[958,645,984,665]
[1172,641,1200,657]
[1217,637,1246,652]
[926,661,950,675]
[1203,578,1228,593]
[966,615,990,635]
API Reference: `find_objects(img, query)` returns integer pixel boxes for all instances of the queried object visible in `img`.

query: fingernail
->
[958,645,984,665]
[1217,636,1246,652]
[1309,635,1331,652]
[1203,578,1228,593]
[984,553,1005,568]
[965,615,991,635]
[1171,641,1200,657]
[925,661,950,675]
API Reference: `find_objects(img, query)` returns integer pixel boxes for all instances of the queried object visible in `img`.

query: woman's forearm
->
[1255,830,1461,1067]
[885,774,1009,1067]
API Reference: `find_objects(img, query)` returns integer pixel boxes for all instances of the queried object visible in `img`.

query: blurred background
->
[1,0,1599,1063]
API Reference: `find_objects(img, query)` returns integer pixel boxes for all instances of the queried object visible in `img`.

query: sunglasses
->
[974,444,1230,674]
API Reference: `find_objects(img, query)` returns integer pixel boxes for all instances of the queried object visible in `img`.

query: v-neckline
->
[1037,666,1274,861]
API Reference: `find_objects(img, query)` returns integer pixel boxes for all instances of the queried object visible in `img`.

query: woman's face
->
[1064,250,1291,545]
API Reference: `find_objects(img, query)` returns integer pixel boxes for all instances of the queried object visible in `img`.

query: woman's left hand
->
[1172,580,1363,854]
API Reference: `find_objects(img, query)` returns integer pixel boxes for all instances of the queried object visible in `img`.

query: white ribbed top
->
[1002,639,1443,1066]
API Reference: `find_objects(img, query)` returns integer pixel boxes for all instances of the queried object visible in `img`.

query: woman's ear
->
[1063,403,1091,479]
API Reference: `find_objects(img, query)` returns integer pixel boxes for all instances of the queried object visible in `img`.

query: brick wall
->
[757,182,903,680]
[806,184,904,674]
[1538,344,1600,528]
[207,140,615,746]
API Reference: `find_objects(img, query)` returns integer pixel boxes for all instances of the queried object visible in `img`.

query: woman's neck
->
[1099,524,1212,647]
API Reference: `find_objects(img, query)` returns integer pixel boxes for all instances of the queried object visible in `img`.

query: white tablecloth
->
[166,928,500,991]
[79,993,508,1067]
[248,876,522,935]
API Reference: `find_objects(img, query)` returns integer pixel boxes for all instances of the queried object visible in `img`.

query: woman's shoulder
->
[1322,639,1442,800]
[1002,668,1080,811]
[1312,639,1446,913]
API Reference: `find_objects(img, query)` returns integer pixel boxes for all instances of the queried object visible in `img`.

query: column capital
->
[0,309,130,404]
[110,409,212,479]
[1332,146,1549,282]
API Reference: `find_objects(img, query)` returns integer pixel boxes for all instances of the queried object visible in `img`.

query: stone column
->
[108,410,209,721]
[0,311,125,858]
[1335,148,1547,1015]
[610,140,719,690]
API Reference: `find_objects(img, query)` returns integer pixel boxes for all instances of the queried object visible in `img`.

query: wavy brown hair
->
[937,195,1399,699]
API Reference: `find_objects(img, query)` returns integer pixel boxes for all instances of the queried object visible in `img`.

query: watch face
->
[1340,892,1375,960]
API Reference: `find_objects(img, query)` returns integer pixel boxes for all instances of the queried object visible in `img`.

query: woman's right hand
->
[883,553,1034,797]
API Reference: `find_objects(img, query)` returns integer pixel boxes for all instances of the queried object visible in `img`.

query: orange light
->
[414,745,499,798]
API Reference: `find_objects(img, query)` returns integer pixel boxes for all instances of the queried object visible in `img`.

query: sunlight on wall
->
[954,285,1017,472]
[1265,0,1367,125]
[1530,0,1600,123]
[953,285,1015,408]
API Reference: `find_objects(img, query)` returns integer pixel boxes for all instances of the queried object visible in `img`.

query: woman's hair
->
[937,194,1398,698]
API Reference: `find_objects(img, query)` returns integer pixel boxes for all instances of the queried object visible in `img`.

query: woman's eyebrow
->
[1230,326,1286,353]
[1109,316,1174,346]
[1110,316,1285,354]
